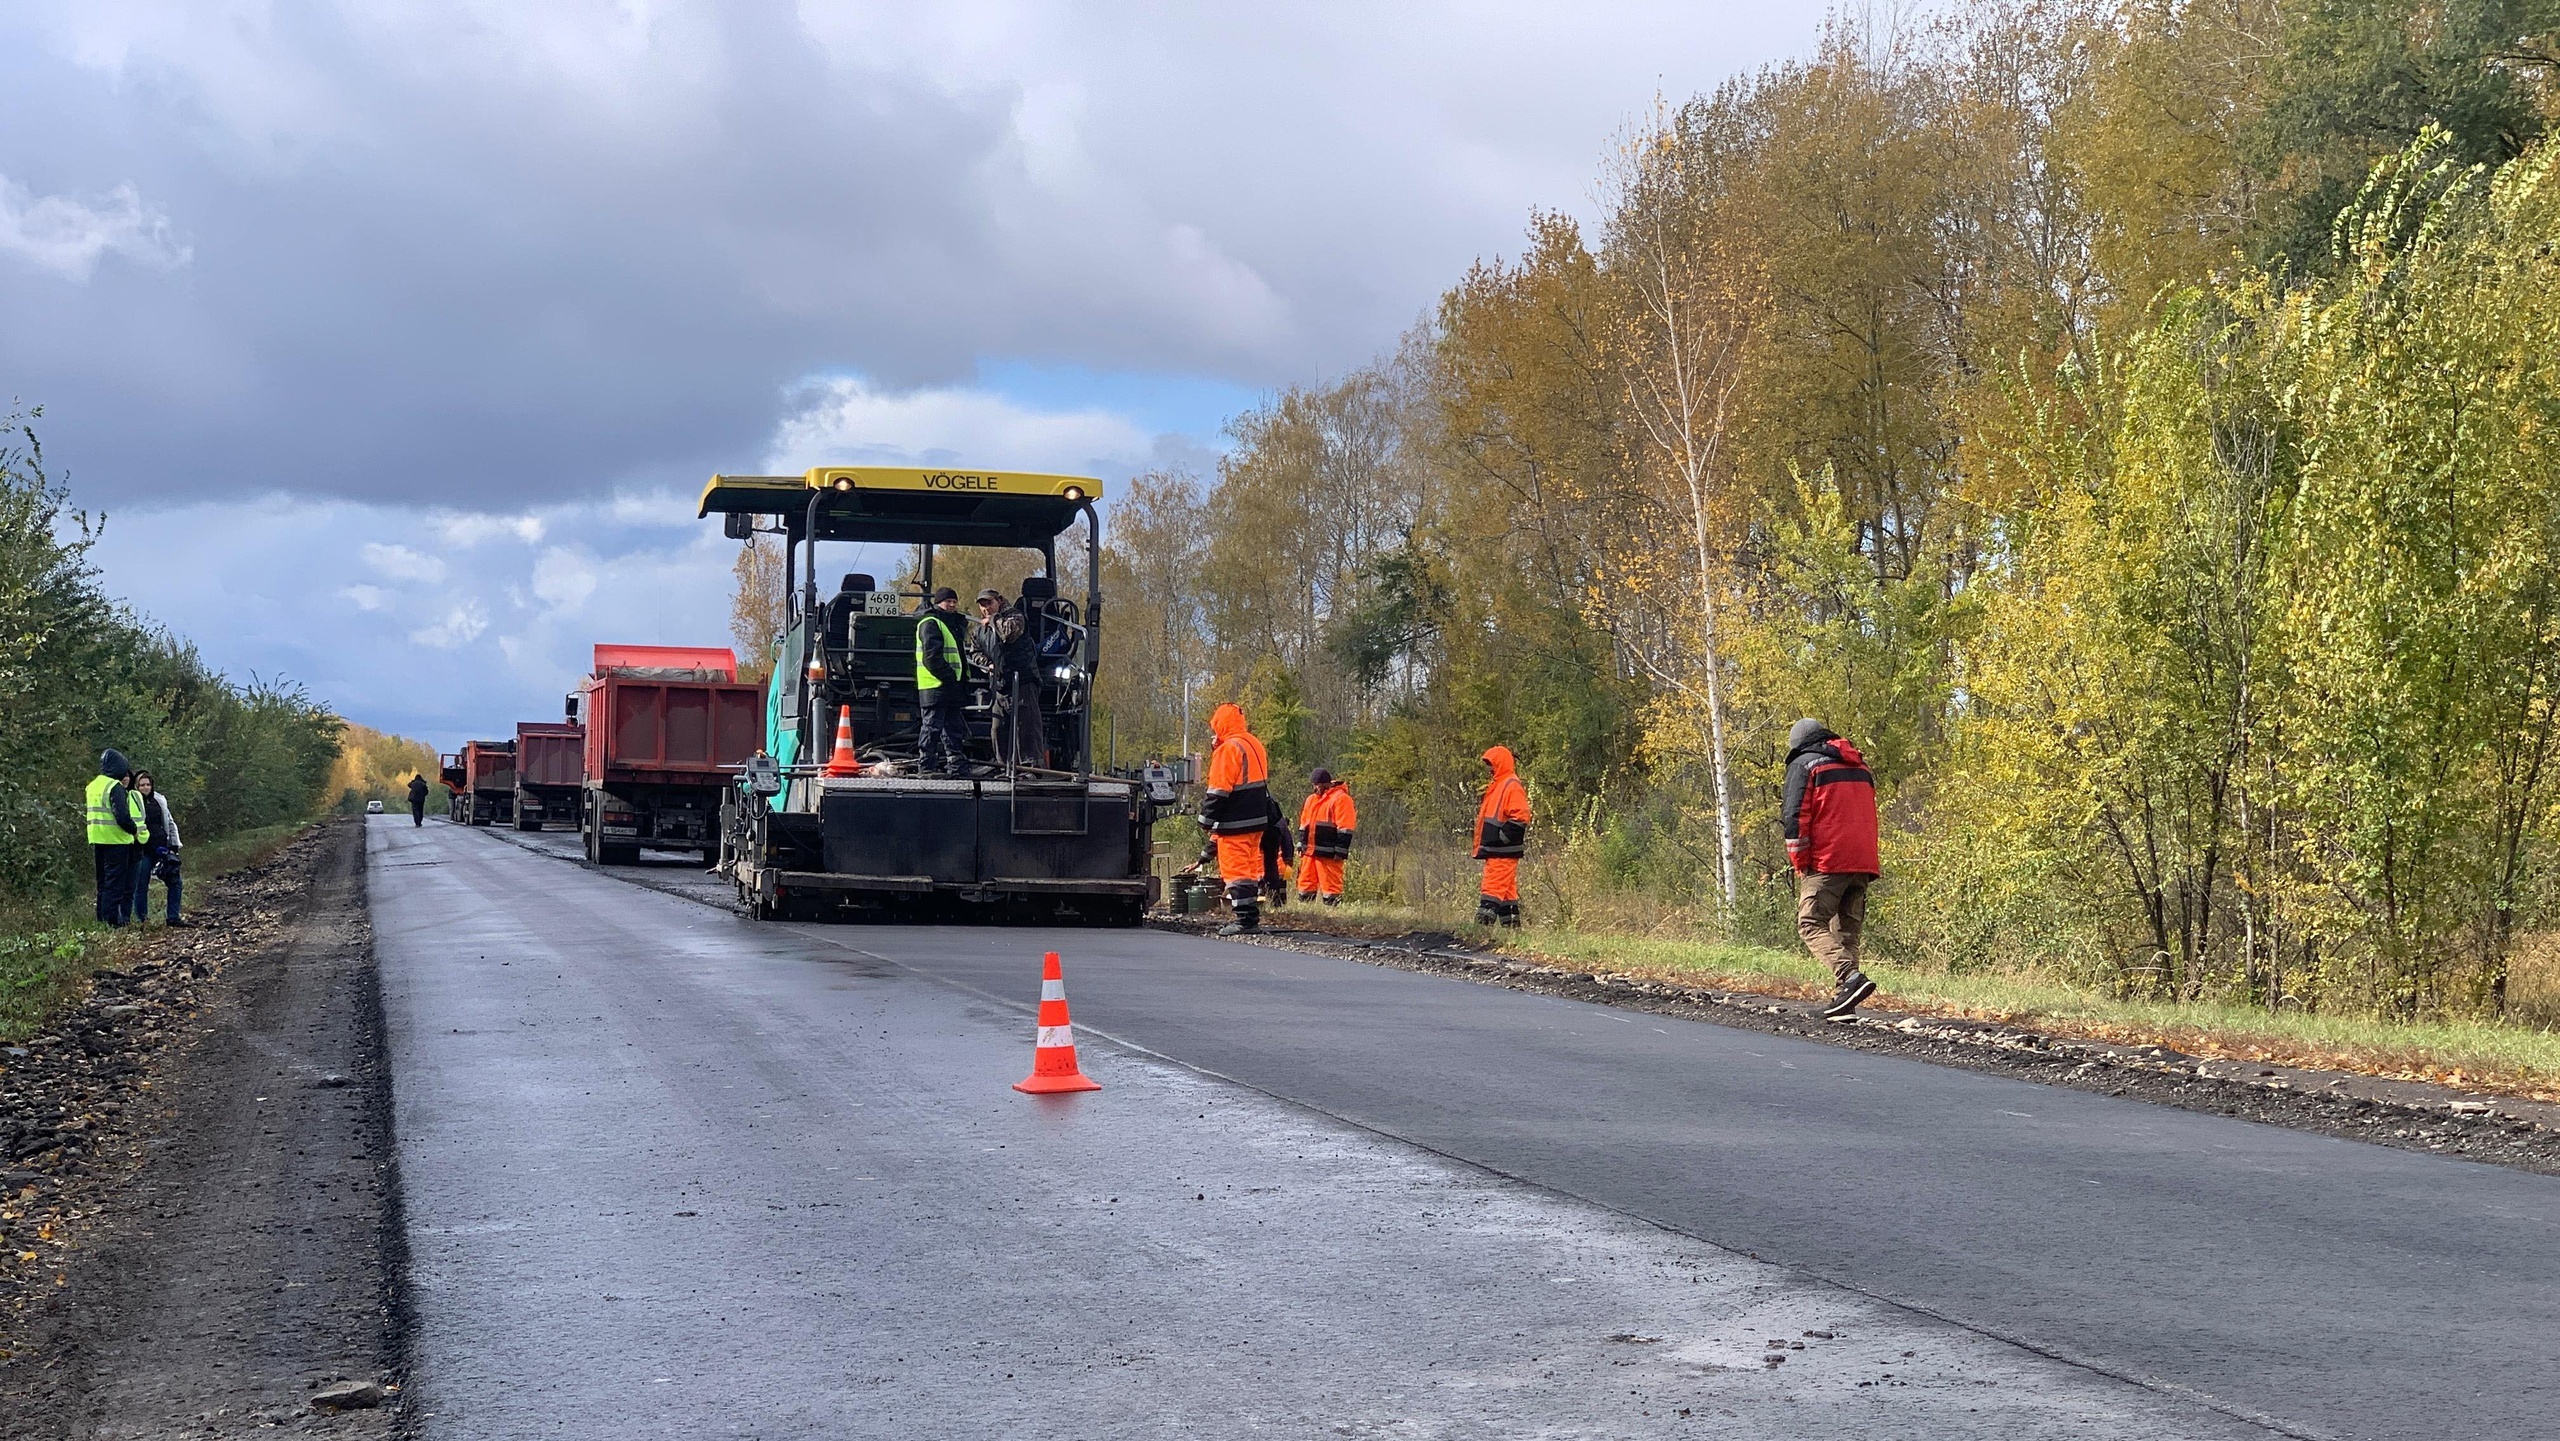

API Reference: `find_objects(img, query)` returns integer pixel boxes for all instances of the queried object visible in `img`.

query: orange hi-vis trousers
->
[1299,854,1345,897]
[1479,856,1521,903]
[1215,833,1264,886]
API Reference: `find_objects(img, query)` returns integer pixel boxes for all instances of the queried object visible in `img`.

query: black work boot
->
[1821,969,1877,1020]
[1475,901,1500,927]
[1498,902,1523,929]
[1218,902,1260,937]
[1321,894,1339,907]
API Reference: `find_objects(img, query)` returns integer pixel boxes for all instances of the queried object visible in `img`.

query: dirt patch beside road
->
[0,819,404,1437]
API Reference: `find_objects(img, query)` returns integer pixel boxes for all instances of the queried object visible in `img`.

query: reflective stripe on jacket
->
[85,774,136,846]
[1297,782,1357,858]
[914,610,965,691]
[1473,746,1531,859]
[1201,704,1270,836]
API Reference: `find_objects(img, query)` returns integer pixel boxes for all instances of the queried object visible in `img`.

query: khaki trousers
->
[1797,871,1871,983]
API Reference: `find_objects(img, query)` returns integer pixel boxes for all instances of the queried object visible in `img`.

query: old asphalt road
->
[374,819,2558,1439]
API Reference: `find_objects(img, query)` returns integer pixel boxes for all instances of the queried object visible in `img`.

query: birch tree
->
[1601,101,1768,916]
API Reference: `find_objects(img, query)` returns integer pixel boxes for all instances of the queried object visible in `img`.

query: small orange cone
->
[1014,951,1101,1094]
[824,705,862,777]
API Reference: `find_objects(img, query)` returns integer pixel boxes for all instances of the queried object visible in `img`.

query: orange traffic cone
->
[1013,951,1101,1094]
[824,705,862,776]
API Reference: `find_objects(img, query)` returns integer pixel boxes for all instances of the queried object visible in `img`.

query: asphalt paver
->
[378,820,2556,1438]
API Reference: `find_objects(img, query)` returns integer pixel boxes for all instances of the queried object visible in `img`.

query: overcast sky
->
[4,0,1830,749]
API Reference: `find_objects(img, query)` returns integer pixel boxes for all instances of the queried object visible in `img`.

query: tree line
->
[0,410,342,916]
[1088,0,2560,1020]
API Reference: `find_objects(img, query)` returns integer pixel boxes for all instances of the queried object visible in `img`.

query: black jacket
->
[138,792,172,850]
[408,775,430,803]
[1259,797,1295,872]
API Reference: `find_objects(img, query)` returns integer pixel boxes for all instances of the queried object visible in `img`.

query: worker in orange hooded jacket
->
[1472,745,1532,927]
[1201,703,1272,935]
[1295,768,1356,904]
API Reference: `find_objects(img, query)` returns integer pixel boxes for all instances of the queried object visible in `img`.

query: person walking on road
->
[408,772,430,826]
[1473,746,1532,928]
[1296,768,1356,905]
[129,770,189,927]
[914,586,971,776]
[1783,717,1881,1018]
[84,749,142,927]
[1200,703,1271,936]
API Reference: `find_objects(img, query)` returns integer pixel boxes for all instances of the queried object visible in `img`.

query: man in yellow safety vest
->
[84,748,141,927]
[914,586,970,777]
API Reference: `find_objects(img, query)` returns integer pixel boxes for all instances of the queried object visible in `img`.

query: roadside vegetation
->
[1051,1,2560,1055]
[0,407,343,1036]
[326,723,438,815]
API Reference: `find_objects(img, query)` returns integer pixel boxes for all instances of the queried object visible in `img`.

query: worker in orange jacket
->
[1200,703,1272,935]
[1295,768,1356,905]
[1472,745,1531,927]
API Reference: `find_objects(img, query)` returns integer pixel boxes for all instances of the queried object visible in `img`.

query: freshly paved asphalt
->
[375,818,2559,1439]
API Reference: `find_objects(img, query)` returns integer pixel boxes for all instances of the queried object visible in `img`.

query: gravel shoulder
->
[1155,915,2560,1178]
[0,818,404,1437]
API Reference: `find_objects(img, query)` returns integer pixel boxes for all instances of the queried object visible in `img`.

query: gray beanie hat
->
[1786,718,1833,754]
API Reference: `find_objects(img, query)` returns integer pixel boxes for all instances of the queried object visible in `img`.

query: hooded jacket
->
[1782,729,1879,876]
[1472,746,1531,859]
[1297,779,1357,858]
[1201,704,1271,835]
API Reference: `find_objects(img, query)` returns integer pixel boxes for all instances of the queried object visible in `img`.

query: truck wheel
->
[603,843,641,866]
[515,810,540,832]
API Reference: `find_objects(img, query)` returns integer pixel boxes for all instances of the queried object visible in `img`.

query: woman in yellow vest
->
[85,748,141,927]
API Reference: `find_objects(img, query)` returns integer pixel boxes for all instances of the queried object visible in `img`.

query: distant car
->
[365,799,385,814]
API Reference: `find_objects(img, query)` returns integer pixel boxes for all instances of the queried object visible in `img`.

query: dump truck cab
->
[699,466,1154,923]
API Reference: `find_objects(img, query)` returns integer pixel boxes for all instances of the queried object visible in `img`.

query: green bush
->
[0,407,340,912]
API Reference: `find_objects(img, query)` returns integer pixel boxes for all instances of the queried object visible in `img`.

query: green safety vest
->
[85,774,133,845]
[914,610,962,691]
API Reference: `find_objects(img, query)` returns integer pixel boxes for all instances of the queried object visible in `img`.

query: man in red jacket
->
[1783,718,1880,1018]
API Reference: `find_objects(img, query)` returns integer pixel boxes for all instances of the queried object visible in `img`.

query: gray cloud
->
[2,1,1824,512]
[16,1,1831,742]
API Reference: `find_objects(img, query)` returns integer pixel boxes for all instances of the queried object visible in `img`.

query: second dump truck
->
[698,466,1159,923]
[569,644,761,865]
[454,740,516,826]
[512,720,584,832]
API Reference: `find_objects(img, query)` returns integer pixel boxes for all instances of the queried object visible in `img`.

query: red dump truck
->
[455,740,517,826]
[570,644,761,865]
[437,752,467,819]
[512,721,585,832]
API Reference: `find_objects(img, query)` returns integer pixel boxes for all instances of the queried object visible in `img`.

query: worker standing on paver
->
[1200,703,1271,936]
[973,587,1048,770]
[914,586,970,777]
[1782,717,1881,1018]
[407,772,430,826]
[1296,768,1356,905]
[1472,746,1531,928]
[84,748,141,927]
